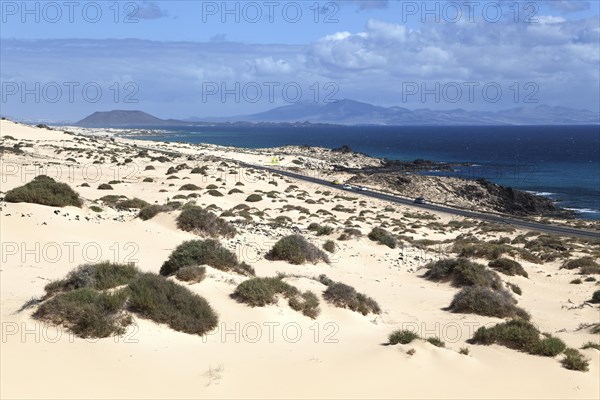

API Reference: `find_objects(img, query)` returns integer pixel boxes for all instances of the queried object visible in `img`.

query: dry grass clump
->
[488,258,528,278]
[449,286,530,320]
[368,227,396,248]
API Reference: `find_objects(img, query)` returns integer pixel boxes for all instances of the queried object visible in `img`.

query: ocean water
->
[128,125,600,220]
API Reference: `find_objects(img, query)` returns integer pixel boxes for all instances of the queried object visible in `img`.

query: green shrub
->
[459,347,470,355]
[561,256,599,271]
[424,258,501,290]
[44,262,139,294]
[145,165,155,170]
[561,348,589,371]
[534,335,567,357]
[206,184,219,189]
[190,166,208,175]
[89,205,103,213]
[368,227,396,248]
[570,278,583,285]
[175,265,206,283]
[267,235,329,265]
[318,274,334,286]
[427,337,445,347]
[160,239,244,276]
[33,288,130,338]
[128,273,218,335]
[449,286,529,320]
[581,341,600,351]
[389,329,419,345]
[488,258,528,278]
[469,320,567,358]
[228,188,243,194]
[116,198,150,210]
[138,204,165,220]
[323,282,380,315]
[5,175,82,207]
[245,194,263,202]
[143,178,154,183]
[338,228,362,241]
[232,277,319,318]
[323,240,336,253]
[176,206,237,238]
[308,223,334,236]
[98,183,113,190]
[180,184,201,191]
[288,291,321,319]
[590,290,600,303]
[207,189,223,197]
[507,282,522,295]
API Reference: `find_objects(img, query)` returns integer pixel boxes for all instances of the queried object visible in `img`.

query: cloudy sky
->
[1,0,599,121]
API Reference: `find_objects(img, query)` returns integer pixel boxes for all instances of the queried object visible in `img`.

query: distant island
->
[74,100,600,127]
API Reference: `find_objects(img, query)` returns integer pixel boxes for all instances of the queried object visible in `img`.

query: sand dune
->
[1,120,598,399]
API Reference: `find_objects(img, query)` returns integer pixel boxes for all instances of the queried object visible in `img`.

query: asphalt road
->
[237,161,599,240]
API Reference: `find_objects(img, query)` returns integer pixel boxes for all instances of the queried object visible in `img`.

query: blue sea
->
[128,125,600,220]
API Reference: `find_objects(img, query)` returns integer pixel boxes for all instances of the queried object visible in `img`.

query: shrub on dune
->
[175,265,206,283]
[138,204,165,220]
[128,273,218,335]
[266,235,330,265]
[561,348,589,371]
[232,277,319,318]
[368,227,396,248]
[44,262,139,295]
[388,329,419,345]
[33,288,131,338]
[4,175,82,207]
[488,258,528,278]
[179,184,201,191]
[323,282,380,315]
[590,290,600,304]
[176,205,237,238]
[116,198,150,210]
[449,286,530,320]
[424,258,502,290]
[245,194,263,202]
[98,183,113,190]
[160,239,252,277]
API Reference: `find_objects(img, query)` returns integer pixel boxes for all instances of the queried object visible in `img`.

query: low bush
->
[427,337,445,348]
[488,258,528,278]
[232,277,319,318]
[128,273,218,335]
[368,227,396,248]
[338,228,362,241]
[44,262,139,294]
[116,198,150,210]
[308,223,334,236]
[143,178,154,183]
[180,184,201,191]
[175,265,206,283]
[388,329,419,345]
[33,288,130,338]
[424,258,501,290]
[176,206,237,238]
[245,194,263,202]
[266,235,329,265]
[5,175,82,207]
[581,341,600,351]
[449,286,529,320]
[207,189,223,197]
[507,282,522,295]
[469,320,567,358]
[323,282,380,315]
[590,289,600,303]
[561,348,589,371]
[562,256,600,273]
[160,239,248,276]
[138,204,166,221]
[98,183,113,190]
[323,240,336,253]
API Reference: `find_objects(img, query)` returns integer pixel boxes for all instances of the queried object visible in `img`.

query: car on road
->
[414,196,426,204]
[332,180,341,185]
[355,186,367,191]
[342,184,353,190]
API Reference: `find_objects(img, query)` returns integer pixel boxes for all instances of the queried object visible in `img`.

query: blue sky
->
[1,0,599,121]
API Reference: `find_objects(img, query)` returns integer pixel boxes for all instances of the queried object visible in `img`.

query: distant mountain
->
[219,100,599,125]
[75,102,600,127]
[76,110,174,127]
